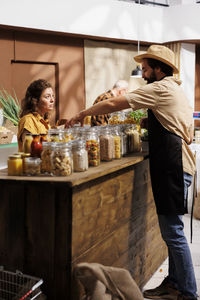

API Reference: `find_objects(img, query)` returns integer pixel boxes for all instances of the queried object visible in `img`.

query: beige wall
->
[84,39,147,108]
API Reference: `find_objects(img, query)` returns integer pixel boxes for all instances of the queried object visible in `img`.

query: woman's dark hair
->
[20,79,52,119]
[147,58,173,76]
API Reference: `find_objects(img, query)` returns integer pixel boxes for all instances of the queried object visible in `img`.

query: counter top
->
[0,152,147,187]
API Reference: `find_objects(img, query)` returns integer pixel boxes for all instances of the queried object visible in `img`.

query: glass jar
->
[31,134,43,157]
[99,127,114,161]
[111,126,121,159]
[84,128,100,167]
[23,157,41,176]
[72,139,88,172]
[7,154,23,176]
[62,128,73,142]
[124,124,141,153]
[119,124,128,156]
[40,133,48,143]
[51,142,72,176]
[48,129,64,142]
[108,111,125,125]
[41,141,54,174]
[23,133,33,153]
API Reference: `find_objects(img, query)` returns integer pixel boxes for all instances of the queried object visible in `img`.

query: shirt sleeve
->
[125,83,159,110]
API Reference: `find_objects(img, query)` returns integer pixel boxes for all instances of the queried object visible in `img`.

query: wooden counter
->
[0,154,167,299]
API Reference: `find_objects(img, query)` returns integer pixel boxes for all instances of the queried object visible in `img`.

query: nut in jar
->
[51,142,72,176]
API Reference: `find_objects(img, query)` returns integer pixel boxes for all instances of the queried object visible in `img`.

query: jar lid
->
[8,154,22,159]
[24,157,41,163]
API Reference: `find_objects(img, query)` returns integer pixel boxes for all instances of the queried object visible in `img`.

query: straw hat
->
[134,45,179,74]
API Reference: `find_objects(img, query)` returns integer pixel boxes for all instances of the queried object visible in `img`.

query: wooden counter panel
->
[71,160,167,297]
[72,169,135,258]
[0,155,168,299]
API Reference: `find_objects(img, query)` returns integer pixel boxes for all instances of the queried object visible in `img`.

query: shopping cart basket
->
[0,266,43,300]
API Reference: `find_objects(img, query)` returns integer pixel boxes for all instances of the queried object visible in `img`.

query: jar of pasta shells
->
[51,142,72,176]
[41,141,54,175]
[84,128,100,167]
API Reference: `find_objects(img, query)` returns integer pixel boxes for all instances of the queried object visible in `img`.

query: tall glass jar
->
[118,124,128,157]
[111,126,121,159]
[124,124,141,153]
[72,139,88,172]
[31,134,43,158]
[41,141,54,174]
[23,133,33,153]
[51,142,72,176]
[84,128,100,167]
[99,127,114,161]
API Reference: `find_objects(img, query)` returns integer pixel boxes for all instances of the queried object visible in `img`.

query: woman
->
[17,79,55,151]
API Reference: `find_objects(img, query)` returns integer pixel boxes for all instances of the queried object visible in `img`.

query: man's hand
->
[65,111,85,128]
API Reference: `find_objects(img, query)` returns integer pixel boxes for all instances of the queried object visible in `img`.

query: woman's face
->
[38,87,55,115]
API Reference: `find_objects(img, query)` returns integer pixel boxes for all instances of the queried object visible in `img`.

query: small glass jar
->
[41,141,54,174]
[72,139,88,172]
[118,125,128,156]
[7,154,23,176]
[124,124,141,153]
[23,133,33,153]
[51,142,72,176]
[99,127,114,161]
[23,157,41,176]
[111,126,121,159]
[84,128,100,167]
[31,134,43,157]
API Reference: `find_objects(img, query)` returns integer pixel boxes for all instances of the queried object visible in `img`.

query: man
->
[65,45,197,300]
[91,79,128,126]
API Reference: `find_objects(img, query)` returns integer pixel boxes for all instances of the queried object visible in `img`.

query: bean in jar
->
[99,127,114,161]
[51,142,72,176]
[72,139,88,172]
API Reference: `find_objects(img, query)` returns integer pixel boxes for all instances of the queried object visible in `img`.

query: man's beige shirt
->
[125,76,195,176]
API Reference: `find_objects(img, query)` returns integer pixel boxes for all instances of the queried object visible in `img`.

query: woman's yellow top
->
[17,113,51,151]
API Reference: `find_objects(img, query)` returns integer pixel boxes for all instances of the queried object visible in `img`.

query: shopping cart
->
[0,266,43,300]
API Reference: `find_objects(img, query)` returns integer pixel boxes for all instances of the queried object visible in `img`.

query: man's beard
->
[145,70,157,84]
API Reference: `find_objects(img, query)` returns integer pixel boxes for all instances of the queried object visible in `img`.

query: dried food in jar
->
[52,143,72,176]
[72,139,88,172]
[23,157,41,176]
[41,142,54,174]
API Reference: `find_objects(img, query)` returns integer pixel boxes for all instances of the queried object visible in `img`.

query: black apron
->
[148,109,186,215]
